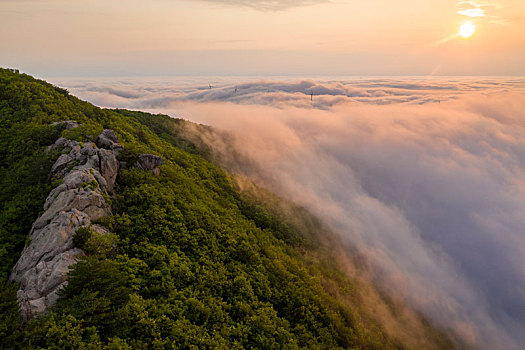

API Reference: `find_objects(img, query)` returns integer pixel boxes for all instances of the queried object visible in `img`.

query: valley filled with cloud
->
[56,77,525,348]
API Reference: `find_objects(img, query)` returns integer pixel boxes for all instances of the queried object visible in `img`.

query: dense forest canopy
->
[0,68,453,349]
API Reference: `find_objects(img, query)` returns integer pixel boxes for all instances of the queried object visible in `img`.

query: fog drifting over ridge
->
[55,77,525,348]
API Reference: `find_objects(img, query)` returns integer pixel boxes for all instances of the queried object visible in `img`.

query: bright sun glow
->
[459,22,476,38]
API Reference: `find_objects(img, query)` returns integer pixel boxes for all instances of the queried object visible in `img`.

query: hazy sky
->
[1,0,524,76]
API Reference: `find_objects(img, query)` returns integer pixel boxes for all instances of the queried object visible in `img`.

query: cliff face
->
[9,126,121,319]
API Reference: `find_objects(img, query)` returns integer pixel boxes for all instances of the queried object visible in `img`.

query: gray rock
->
[41,169,110,224]
[49,121,80,130]
[47,137,119,192]
[98,149,119,193]
[102,129,118,143]
[12,209,89,277]
[95,136,114,149]
[53,137,70,148]
[96,129,119,149]
[110,143,123,151]
[50,154,73,175]
[91,224,110,236]
[10,129,123,320]
[47,139,85,178]
[16,249,80,320]
[135,154,165,176]
[79,143,99,169]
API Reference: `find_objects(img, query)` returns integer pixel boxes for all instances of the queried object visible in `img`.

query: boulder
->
[98,149,119,192]
[49,120,80,130]
[50,154,74,175]
[135,154,165,176]
[96,129,119,149]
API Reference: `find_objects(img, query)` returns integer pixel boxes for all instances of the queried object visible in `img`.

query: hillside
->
[0,68,454,349]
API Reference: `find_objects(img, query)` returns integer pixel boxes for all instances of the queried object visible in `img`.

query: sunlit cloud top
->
[458,8,485,17]
[456,0,514,25]
[457,1,486,17]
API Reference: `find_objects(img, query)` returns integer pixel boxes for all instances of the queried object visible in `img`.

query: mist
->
[56,77,525,348]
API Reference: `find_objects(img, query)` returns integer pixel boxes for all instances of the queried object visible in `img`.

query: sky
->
[1,0,525,76]
[53,76,525,348]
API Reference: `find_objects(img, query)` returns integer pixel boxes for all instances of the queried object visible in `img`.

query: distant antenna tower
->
[308,89,314,101]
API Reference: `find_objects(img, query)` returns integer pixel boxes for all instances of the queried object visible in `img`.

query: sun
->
[459,22,476,39]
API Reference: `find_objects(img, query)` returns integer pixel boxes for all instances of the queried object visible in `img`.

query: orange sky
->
[1,0,524,76]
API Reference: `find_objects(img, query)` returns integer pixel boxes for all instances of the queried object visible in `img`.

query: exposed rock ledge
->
[10,125,165,320]
[135,154,165,176]
[9,131,121,320]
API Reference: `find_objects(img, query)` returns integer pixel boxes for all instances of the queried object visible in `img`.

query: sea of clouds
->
[53,76,525,348]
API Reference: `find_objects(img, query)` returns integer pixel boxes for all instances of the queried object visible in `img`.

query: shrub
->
[73,227,92,249]
[83,232,119,259]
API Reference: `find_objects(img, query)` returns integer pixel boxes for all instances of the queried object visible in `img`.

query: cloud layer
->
[55,76,525,109]
[55,77,525,348]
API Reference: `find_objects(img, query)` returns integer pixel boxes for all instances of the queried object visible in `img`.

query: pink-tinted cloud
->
[55,77,525,348]
[54,77,525,110]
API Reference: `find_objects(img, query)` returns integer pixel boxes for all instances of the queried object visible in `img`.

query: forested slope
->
[0,68,453,349]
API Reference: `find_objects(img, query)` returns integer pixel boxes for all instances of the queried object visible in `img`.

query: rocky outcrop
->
[10,130,122,320]
[10,124,166,320]
[135,154,165,176]
[96,129,123,152]
[49,120,81,130]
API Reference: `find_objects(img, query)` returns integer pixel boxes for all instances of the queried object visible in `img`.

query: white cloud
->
[55,77,525,348]
[458,8,485,17]
[53,77,525,110]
